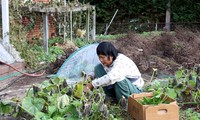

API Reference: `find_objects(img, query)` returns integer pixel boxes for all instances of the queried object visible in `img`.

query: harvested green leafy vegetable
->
[138,92,170,105]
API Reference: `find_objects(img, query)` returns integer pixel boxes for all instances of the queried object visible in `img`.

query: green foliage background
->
[80,0,200,23]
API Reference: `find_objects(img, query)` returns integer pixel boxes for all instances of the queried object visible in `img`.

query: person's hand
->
[84,75,93,82]
[82,71,94,82]
[84,83,93,92]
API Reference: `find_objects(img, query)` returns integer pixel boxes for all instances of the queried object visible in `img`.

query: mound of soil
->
[114,27,200,75]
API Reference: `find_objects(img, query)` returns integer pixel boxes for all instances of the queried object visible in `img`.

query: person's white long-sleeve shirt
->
[92,53,144,89]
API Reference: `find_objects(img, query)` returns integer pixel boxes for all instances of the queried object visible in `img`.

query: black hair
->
[96,42,119,61]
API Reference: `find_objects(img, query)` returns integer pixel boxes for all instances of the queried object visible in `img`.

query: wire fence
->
[0,22,200,40]
[97,22,200,34]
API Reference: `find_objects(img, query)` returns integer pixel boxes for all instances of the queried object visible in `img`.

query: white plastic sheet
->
[56,43,100,85]
[0,43,15,64]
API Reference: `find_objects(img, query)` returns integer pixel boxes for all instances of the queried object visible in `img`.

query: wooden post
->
[43,13,49,54]
[70,10,73,41]
[92,8,96,40]
[2,0,10,44]
[155,22,158,31]
[86,9,90,41]
[165,1,171,31]
[63,0,67,43]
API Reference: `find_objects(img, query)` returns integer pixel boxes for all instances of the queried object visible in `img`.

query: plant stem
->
[161,94,168,104]
[150,70,156,83]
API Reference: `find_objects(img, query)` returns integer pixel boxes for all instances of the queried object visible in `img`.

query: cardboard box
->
[128,92,179,120]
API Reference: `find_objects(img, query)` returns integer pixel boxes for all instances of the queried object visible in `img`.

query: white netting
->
[56,43,100,85]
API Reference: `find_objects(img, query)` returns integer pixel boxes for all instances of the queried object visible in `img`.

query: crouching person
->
[84,42,144,102]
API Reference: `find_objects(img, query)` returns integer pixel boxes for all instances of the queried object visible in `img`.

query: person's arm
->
[85,55,131,90]
[83,72,111,92]
[91,59,126,88]
[91,75,111,88]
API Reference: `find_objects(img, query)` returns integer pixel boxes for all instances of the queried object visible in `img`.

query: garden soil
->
[1,27,200,100]
[0,27,200,119]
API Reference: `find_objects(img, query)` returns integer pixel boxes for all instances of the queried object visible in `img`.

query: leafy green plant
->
[96,34,127,40]
[7,0,69,69]
[146,66,198,98]
[74,38,94,48]
[11,41,64,69]
[73,34,127,48]
[0,77,127,119]
[0,100,15,115]
[32,45,64,64]
[138,91,170,105]
[144,65,200,117]
[48,37,64,46]
[180,108,200,120]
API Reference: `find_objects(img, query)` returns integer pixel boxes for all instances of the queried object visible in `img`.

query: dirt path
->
[0,74,49,100]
